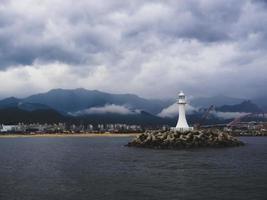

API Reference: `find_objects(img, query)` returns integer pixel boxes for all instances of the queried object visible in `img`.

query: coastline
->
[0,133,140,138]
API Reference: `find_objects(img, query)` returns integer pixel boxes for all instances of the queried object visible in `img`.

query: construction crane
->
[227,113,252,128]
[194,105,215,129]
[227,112,267,129]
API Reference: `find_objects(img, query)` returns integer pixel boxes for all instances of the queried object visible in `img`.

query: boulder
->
[126,129,244,149]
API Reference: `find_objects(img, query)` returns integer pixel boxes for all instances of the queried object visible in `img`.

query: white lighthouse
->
[174,91,193,132]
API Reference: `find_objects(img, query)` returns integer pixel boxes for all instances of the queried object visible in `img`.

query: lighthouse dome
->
[178,91,185,96]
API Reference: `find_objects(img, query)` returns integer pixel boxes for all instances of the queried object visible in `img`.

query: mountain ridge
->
[216,100,262,113]
[0,88,264,125]
[18,88,173,115]
[190,95,245,108]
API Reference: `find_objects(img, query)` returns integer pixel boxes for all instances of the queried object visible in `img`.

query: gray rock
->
[126,129,244,149]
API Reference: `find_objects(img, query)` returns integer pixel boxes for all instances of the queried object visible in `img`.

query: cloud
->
[71,104,135,116]
[0,0,267,99]
[158,103,196,118]
[213,111,249,119]
[159,103,250,120]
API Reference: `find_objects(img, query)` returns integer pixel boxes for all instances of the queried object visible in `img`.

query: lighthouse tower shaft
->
[176,102,189,129]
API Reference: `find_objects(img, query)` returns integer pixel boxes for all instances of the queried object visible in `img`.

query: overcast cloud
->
[158,103,196,118]
[71,104,137,116]
[0,0,266,99]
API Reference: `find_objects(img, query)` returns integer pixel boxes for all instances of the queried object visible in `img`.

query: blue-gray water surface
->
[0,136,266,200]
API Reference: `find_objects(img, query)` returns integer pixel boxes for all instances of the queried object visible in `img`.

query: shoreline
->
[0,132,266,138]
[0,133,140,138]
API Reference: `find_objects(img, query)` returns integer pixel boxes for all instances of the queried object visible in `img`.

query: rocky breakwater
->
[127,129,244,149]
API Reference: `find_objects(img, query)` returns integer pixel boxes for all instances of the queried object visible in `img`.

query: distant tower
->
[175,91,193,132]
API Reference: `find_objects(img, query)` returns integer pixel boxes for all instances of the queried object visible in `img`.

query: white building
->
[0,124,20,132]
[174,91,193,132]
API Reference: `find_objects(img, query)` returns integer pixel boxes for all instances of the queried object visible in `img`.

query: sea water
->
[0,136,266,200]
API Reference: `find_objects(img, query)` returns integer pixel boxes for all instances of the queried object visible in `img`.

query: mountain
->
[216,100,262,113]
[22,88,173,114]
[0,89,263,126]
[253,96,267,112]
[75,111,172,126]
[0,97,20,108]
[190,95,245,108]
[0,107,172,125]
[17,102,51,111]
[0,97,51,111]
[0,89,175,125]
[0,107,65,124]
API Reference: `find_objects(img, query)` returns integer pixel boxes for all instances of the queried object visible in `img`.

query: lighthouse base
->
[171,127,194,132]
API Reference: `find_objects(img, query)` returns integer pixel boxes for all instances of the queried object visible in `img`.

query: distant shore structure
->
[174,91,193,132]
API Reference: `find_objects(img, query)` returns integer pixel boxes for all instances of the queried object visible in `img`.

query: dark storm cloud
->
[0,0,267,98]
[0,0,241,68]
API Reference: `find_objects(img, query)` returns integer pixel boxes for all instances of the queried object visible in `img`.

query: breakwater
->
[127,129,244,149]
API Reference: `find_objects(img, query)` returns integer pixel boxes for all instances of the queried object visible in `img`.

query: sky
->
[0,0,266,99]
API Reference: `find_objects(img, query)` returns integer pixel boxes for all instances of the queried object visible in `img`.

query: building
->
[174,91,193,132]
[0,124,21,132]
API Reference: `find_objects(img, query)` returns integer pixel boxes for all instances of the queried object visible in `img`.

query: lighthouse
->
[174,91,193,132]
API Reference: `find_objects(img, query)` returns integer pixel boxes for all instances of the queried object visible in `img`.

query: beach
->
[0,133,140,138]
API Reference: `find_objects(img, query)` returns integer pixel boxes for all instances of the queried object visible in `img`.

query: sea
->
[0,136,266,200]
